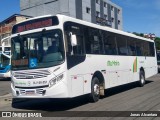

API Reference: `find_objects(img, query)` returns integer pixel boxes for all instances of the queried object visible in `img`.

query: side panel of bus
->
[64,21,157,97]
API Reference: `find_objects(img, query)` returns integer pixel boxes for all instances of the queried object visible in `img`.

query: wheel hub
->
[141,75,145,84]
[94,84,100,95]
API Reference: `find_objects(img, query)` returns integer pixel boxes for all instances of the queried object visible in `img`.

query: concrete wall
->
[21,0,70,16]
[20,0,123,30]
[82,0,91,22]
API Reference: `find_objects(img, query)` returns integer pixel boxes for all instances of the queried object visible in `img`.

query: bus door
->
[64,22,86,96]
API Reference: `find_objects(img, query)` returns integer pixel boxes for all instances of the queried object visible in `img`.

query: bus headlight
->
[49,74,64,88]
[57,74,64,82]
[49,78,57,87]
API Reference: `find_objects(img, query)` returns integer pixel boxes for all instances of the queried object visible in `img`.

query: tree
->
[155,37,160,50]
[132,32,160,50]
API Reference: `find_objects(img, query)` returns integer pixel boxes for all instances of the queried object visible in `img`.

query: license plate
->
[25,90,35,95]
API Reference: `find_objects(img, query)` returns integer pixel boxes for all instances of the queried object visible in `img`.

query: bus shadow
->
[103,80,153,98]
[12,80,153,111]
[12,95,89,111]
[0,78,11,81]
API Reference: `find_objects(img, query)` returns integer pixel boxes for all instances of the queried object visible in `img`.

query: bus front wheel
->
[89,77,100,102]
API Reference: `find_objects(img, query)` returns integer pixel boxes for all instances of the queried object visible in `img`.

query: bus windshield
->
[1,54,10,67]
[11,29,64,70]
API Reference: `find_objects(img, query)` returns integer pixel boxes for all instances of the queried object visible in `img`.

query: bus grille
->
[20,89,45,95]
[13,70,51,79]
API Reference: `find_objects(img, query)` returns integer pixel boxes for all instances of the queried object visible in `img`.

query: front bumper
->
[0,71,11,78]
[11,81,69,98]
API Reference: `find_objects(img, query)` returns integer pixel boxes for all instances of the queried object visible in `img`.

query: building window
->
[104,14,107,20]
[104,2,107,8]
[111,17,114,22]
[118,20,120,25]
[96,11,100,17]
[111,6,114,11]
[96,0,100,4]
[118,9,120,14]
[86,7,91,14]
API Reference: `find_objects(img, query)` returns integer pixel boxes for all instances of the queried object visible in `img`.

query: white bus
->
[11,15,157,102]
[0,36,11,78]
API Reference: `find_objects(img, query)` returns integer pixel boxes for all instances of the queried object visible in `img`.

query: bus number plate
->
[25,90,35,95]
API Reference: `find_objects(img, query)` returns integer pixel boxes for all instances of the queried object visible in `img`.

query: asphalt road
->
[0,78,11,96]
[0,74,160,120]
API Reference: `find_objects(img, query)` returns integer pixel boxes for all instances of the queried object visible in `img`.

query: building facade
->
[0,14,30,46]
[20,0,123,30]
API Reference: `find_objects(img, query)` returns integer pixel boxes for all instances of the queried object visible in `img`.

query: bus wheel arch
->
[93,71,105,95]
[89,71,105,102]
[139,67,146,87]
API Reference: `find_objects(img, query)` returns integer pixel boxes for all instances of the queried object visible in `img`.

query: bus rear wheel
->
[89,77,100,102]
[139,71,145,87]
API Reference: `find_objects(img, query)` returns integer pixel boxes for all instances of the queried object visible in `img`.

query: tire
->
[89,77,100,102]
[139,71,145,87]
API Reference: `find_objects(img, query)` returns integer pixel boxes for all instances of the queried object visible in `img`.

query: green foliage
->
[140,33,144,37]
[132,32,160,50]
[155,37,160,50]
[132,32,144,37]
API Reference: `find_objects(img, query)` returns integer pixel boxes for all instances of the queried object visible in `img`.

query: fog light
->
[16,91,19,96]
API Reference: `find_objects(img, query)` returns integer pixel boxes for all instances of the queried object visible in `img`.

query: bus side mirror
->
[69,32,77,55]
[70,32,77,46]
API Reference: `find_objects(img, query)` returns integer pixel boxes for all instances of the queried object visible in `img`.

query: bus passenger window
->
[143,41,150,56]
[149,42,155,56]
[103,32,117,55]
[127,38,136,56]
[116,35,128,55]
[88,28,103,54]
[136,40,143,56]
[72,35,84,55]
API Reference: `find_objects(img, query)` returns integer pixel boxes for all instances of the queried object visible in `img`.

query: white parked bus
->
[0,36,11,78]
[11,15,157,102]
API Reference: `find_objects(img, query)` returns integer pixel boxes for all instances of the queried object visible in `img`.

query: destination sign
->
[12,16,59,34]
[12,59,28,66]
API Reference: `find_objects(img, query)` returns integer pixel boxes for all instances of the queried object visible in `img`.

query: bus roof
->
[57,14,153,42]
[12,14,154,42]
